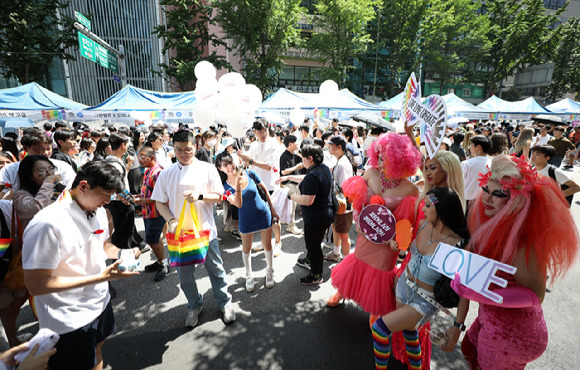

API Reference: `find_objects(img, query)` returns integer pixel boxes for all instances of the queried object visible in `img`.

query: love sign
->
[358,204,396,243]
[402,72,421,127]
[428,243,517,304]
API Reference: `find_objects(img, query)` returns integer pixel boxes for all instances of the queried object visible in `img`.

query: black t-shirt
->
[195,147,213,164]
[279,150,304,184]
[51,150,77,172]
[298,163,334,226]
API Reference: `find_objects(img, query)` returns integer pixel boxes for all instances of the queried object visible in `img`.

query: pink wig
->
[367,133,422,179]
[468,155,579,282]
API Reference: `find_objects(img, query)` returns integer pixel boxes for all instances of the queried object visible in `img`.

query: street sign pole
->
[118,44,127,88]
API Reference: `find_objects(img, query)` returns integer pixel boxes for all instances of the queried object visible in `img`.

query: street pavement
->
[5,165,580,369]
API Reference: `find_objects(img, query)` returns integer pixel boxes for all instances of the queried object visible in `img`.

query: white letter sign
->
[428,243,517,304]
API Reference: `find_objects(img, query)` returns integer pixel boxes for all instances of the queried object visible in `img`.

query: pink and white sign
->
[358,205,396,243]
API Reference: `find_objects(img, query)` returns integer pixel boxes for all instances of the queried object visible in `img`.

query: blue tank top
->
[407,223,443,286]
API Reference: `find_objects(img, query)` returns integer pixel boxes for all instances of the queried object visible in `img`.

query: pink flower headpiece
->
[478,154,538,198]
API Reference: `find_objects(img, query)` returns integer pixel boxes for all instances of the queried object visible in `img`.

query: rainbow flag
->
[0,238,11,258]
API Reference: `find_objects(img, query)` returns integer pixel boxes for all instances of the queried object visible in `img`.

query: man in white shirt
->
[152,130,235,328]
[462,135,492,203]
[325,135,354,262]
[531,125,552,147]
[239,119,282,254]
[23,160,139,369]
[530,145,580,206]
[0,131,75,191]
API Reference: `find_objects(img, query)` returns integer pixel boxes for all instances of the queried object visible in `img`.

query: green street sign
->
[75,11,91,30]
[77,32,118,73]
[78,32,96,62]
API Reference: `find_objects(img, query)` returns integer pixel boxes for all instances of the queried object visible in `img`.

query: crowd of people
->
[0,115,578,369]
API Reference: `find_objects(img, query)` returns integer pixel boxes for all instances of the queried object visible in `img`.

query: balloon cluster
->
[193,61,263,138]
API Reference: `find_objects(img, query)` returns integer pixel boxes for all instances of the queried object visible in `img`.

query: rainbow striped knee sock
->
[372,317,392,370]
[403,329,422,369]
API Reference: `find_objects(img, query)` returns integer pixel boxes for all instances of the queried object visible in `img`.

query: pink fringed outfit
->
[331,192,415,315]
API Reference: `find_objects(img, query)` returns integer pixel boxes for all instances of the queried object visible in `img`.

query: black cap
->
[326,135,347,149]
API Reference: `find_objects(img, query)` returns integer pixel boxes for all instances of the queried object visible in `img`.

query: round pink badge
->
[358,204,396,243]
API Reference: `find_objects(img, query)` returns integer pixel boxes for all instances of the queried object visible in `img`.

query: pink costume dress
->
[463,274,548,370]
[330,191,415,315]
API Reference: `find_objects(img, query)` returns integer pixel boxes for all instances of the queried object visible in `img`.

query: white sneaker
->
[224,225,234,233]
[185,305,203,328]
[222,303,236,324]
[245,274,255,293]
[266,269,275,288]
[273,242,282,257]
[324,251,343,262]
[286,225,302,235]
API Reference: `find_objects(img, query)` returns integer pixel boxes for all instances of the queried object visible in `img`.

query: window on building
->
[448,88,455,94]
[463,88,471,97]
[543,0,566,10]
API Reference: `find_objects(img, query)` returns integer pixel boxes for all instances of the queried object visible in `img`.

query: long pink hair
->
[366,132,422,179]
[468,155,578,282]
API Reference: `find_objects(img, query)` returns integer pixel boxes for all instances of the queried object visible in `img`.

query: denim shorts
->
[396,270,439,327]
[144,216,166,244]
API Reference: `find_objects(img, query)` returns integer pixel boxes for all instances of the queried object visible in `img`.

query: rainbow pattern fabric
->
[0,238,10,258]
[166,200,210,267]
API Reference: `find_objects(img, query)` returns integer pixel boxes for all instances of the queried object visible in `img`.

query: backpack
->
[547,165,573,206]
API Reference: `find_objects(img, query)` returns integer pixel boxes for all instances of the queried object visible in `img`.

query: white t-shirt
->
[155,147,172,169]
[151,159,224,240]
[247,138,276,191]
[532,135,552,147]
[462,156,491,200]
[536,165,571,185]
[0,159,75,190]
[333,154,354,192]
[323,148,337,170]
[22,195,110,335]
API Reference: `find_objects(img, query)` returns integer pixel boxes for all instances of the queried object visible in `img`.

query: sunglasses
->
[481,185,510,199]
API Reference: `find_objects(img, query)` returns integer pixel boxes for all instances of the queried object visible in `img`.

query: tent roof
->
[546,98,580,114]
[0,82,87,110]
[478,96,549,114]
[88,85,196,111]
[442,93,491,115]
[260,88,382,110]
[378,92,404,110]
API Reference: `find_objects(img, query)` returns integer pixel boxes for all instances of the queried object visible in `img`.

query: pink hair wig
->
[367,133,422,179]
[468,173,579,283]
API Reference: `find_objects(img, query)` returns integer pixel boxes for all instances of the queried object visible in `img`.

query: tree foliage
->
[214,0,305,92]
[473,0,564,97]
[360,0,429,98]
[308,0,378,87]
[420,0,490,95]
[547,17,580,101]
[153,0,231,91]
[0,0,77,84]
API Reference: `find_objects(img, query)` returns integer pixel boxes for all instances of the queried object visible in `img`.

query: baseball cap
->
[326,135,347,148]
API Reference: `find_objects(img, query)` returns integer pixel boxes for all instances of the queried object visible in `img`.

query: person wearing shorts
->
[325,135,354,262]
[136,146,170,282]
[22,160,139,370]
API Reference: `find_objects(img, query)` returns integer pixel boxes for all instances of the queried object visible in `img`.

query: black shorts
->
[48,300,116,370]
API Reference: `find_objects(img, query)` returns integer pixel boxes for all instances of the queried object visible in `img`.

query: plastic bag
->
[270,187,292,225]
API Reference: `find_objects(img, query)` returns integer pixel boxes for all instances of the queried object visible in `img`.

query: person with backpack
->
[530,145,580,207]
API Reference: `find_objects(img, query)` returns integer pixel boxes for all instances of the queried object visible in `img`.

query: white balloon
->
[195,77,218,103]
[241,84,263,112]
[226,111,253,138]
[217,89,243,115]
[192,105,215,129]
[289,108,305,125]
[194,61,217,80]
[319,79,339,96]
[218,72,246,93]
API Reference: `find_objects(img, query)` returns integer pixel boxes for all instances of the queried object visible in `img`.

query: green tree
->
[420,0,490,95]
[214,0,305,92]
[361,0,429,99]
[153,0,231,90]
[0,0,77,84]
[308,0,378,87]
[473,0,565,97]
[547,17,580,101]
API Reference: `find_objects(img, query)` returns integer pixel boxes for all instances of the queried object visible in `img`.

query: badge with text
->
[428,242,517,304]
[358,205,396,244]
[402,72,421,127]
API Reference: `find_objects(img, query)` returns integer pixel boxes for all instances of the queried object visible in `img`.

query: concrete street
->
[5,166,580,369]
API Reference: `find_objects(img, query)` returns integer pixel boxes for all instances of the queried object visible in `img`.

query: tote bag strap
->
[0,207,9,239]
[175,199,202,238]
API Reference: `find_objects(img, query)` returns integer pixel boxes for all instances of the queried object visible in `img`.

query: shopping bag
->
[270,187,292,225]
[166,199,210,267]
